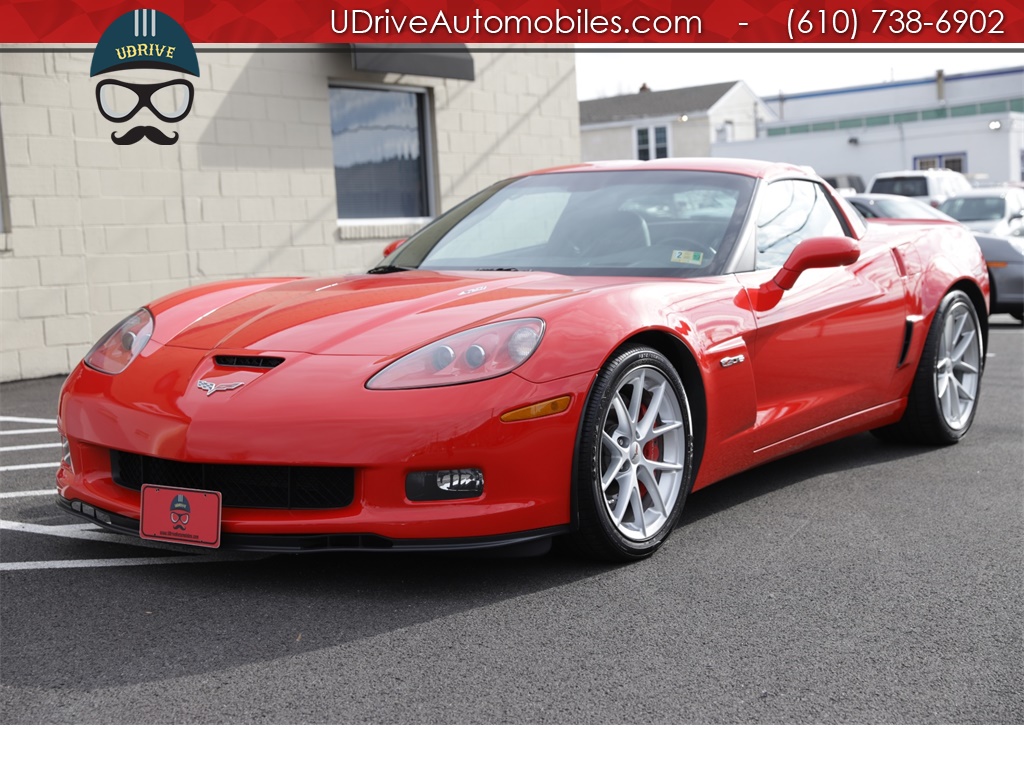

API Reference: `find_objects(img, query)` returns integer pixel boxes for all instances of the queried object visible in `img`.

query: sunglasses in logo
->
[95,79,195,123]
[170,511,190,525]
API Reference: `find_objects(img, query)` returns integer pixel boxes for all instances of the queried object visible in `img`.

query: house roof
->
[579,81,740,125]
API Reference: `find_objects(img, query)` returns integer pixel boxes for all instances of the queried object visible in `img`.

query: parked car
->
[938,187,1024,237]
[974,234,1024,321]
[843,193,957,222]
[867,168,972,207]
[57,159,989,561]
[846,192,1023,321]
[821,174,865,194]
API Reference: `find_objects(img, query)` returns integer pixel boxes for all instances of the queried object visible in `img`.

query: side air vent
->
[897,319,914,368]
[215,355,285,369]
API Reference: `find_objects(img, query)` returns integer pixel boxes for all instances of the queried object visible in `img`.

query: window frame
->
[913,153,967,174]
[329,81,437,228]
[0,108,10,234]
[634,124,670,161]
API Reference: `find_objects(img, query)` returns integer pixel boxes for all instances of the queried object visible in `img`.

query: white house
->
[580,81,771,162]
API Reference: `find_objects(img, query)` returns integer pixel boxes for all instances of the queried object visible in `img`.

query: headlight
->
[84,308,154,374]
[367,318,545,390]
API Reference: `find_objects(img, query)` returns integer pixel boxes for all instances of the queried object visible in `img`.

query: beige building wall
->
[580,124,633,161]
[0,46,579,382]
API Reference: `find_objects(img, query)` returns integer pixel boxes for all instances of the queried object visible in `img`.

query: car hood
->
[157,271,622,356]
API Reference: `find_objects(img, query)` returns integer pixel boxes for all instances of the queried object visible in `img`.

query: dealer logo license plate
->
[140,485,222,549]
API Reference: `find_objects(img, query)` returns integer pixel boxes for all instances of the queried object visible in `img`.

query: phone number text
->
[787,8,1006,41]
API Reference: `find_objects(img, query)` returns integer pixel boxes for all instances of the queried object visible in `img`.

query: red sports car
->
[56,159,989,560]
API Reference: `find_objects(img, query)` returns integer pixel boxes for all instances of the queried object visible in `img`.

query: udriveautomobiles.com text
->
[330,8,703,37]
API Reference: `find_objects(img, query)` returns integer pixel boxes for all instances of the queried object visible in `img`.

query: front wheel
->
[874,290,983,444]
[569,346,694,561]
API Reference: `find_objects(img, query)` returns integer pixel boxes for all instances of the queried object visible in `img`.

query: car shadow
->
[1,532,620,693]
[2,430,940,696]
[678,431,937,528]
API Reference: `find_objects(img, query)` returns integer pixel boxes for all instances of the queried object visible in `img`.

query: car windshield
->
[871,177,929,197]
[387,170,756,277]
[939,196,1007,222]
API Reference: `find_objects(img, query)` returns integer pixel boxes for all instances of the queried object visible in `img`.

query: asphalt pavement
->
[1,316,1021,725]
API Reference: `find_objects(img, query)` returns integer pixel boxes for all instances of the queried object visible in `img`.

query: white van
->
[867,169,973,208]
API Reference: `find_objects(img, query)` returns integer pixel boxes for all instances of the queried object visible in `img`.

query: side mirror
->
[772,236,860,290]
[382,238,407,257]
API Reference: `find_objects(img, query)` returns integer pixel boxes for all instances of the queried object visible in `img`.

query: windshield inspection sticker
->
[671,250,704,266]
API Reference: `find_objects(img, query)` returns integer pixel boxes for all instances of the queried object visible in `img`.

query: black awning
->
[351,45,475,82]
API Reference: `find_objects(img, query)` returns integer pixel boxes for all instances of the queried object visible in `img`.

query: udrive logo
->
[90,9,200,145]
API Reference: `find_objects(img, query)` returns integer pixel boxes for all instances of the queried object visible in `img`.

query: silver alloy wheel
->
[598,365,687,541]
[935,299,982,430]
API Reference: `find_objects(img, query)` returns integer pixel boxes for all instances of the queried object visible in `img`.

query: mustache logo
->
[173,523,187,530]
[111,126,179,145]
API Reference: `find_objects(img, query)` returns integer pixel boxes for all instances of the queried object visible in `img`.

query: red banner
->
[1,0,1022,44]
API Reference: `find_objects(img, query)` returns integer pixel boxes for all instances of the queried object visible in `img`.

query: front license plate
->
[140,485,222,549]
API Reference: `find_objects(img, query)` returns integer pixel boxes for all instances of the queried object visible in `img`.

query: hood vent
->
[215,355,285,369]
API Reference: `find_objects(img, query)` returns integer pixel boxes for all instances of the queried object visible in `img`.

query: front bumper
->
[57,496,566,554]
[57,353,594,542]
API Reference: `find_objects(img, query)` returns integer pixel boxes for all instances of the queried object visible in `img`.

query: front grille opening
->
[110,451,354,510]
[214,355,285,369]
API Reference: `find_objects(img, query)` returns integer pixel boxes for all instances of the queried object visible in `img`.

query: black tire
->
[873,290,983,445]
[569,345,694,561]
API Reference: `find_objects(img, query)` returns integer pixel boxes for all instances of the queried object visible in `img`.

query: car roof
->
[520,158,814,181]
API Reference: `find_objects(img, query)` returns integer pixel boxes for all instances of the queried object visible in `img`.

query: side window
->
[756,180,846,269]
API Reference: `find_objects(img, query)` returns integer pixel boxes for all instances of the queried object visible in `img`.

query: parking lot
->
[1,316,1021,724]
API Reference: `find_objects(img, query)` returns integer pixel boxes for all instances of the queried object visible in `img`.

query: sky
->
[574,49,1024,100]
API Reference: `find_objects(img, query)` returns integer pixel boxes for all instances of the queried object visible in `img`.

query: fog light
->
[406,468,484,501]
[60,436,73,472]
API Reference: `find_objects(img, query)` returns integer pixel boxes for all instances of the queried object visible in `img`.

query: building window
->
[330,85,434,221]
[636,125,668,161]
[915,154,966,173]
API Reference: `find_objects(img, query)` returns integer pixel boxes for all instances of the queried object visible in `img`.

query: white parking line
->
[0,520,262,571]
[1,428,58,435]
[0,463,60,472]
[0,417,58,424]
[1,520,122,542]
[0,443,61,452]
[0,490,55,499]
[1,556,231,571]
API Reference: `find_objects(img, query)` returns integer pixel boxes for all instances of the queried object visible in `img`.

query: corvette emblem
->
[197,379,244,396]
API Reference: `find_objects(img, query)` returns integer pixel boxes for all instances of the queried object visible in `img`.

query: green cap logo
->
[91,9,199,77]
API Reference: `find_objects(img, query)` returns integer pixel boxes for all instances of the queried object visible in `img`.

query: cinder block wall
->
[0,46,579,382]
